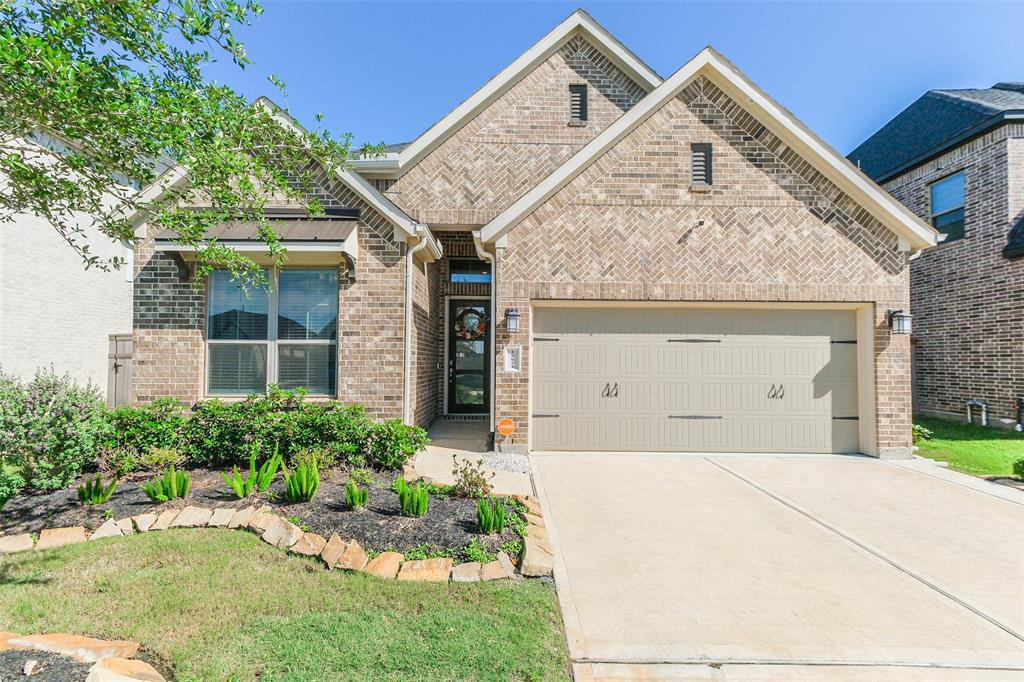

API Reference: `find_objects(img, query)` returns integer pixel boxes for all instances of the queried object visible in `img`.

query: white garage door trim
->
[528,302,877,456]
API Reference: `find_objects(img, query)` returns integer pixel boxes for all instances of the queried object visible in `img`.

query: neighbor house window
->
[207,269,338,396]
[930,171,965,242]
[569,84,588,125]
[449,259,491,284]
[691,143,713,187]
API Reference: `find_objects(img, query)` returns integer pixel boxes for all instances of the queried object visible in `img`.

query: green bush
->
[366,420,429,470]
[1013,458,1024,480]
[451,456,494,499]
[77,473,117,505]
[344,480,369,510]
[0,368,109,492]
[222,443,281,499]
[139,447,185,473]
[912,423,933,444]
[394,478,429,518]
[282,455,320,503]
[142,465,191,502]
[105,398,186,454]
[94,445,139,478]
[476,497,506,534]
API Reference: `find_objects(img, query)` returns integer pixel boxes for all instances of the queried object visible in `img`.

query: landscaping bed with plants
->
[1,370,528,563]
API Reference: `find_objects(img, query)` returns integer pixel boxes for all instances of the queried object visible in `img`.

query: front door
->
[447,299,490,414]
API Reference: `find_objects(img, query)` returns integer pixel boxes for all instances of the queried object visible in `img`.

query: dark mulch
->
[0,650,90,681]
[0,468,520,558]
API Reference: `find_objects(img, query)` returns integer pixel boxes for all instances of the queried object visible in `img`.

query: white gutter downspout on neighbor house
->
[472,231,496,434]
[403,225,431,424]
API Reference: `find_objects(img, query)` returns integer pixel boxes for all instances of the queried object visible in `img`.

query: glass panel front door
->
[448,300,490,414]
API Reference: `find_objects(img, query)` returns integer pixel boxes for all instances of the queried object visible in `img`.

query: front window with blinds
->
[691,143,712,187]
[930,171,966,243]
[207,269,338,396]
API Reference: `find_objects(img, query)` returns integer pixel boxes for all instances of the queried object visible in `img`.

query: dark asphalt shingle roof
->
[848,83,1024,183]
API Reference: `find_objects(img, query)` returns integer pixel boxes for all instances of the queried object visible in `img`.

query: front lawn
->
[0,530,570,681]
[915,417,1024,477]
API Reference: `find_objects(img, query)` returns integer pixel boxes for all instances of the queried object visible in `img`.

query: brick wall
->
[384,36,647,226]
[883,123,1024,425]
[492,77,912,455]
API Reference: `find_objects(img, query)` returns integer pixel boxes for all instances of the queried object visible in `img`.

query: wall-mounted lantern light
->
[506,308,520,334]
[887,309,913,335]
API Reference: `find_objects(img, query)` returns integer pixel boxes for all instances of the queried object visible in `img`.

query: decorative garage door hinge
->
[668,415,723,420]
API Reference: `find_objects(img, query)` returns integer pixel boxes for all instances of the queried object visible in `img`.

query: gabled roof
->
[849,83,1024,183]
[127,98,441,260]
[351,9,661,177]
[480,47,938,252]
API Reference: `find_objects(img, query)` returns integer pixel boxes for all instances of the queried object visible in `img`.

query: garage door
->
[531,308,860,453]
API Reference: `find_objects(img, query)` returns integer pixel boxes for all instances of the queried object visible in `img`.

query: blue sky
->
[205,1,1023,155]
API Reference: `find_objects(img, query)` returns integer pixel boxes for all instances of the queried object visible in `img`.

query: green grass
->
[0,530,570,681]
[915,417,1024,477]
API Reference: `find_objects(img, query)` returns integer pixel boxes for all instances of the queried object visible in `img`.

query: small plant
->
[103,507,115,520]
[394,478,429,518]
[222,443,281,499]
[141,465,191,502]
[94,446,139,479]
[451,455,494,499]
[77,473,117,505]
[476,496,506,534]
[463,537,497,564]
[500,538,523,559]
[348,467,373,486]
[345,480,369,510]
[286,515,311,532]
[1013,458,1024,480]
[912,423,933,444]
[282,455,320,503]
[139,447,185,473]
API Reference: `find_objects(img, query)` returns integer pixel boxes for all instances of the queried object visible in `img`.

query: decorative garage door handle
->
[767,384,785,400]
[669,415,722,420]
[601,382,610,397]
[601,383,619,398]
[532,414,560,418]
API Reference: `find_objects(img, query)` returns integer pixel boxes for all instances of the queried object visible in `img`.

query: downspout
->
[403,225,430,425]
[473,231,496,434]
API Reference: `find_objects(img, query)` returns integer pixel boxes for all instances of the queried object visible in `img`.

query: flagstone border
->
[0,631,165,681]
[0,494,553,581]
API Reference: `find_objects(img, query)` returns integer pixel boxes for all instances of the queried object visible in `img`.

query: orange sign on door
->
[496,418,516,437]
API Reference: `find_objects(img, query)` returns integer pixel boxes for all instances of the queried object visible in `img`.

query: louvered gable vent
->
[569,84,588,124]
[691,143,712,186]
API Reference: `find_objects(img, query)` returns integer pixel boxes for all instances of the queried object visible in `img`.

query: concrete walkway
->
[531,453,1024,681]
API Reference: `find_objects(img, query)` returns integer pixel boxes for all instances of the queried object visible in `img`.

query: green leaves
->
[77,472,117,505]
[394,478,429,518]
[142,464,190,502]
[221,442,280,499]
[344,479,368,510]
[476,497,506,535]
[282,453,319,503]
[0,0,358,282]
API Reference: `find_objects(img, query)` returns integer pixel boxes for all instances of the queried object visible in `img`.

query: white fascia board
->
[481,47,938,250]
[388,10,661,175]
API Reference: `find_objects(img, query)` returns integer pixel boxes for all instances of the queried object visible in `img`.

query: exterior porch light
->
[506,308,521,334]
[887,309,912,335]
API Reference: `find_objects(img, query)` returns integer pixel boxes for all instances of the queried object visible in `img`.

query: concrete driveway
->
[531,453,1024,681]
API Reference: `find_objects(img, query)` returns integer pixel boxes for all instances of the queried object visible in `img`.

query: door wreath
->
[454,308,488,340]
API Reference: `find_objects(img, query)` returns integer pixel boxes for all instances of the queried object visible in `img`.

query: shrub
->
[105,398,186,454]
[345,480,369,510]
[282,455,320,503]
[0,465,25,509]
[1013,458,1024,480]
[912,423,933,444]
[451,456,494,499]
[288,446,344,472]
[0,368,109,491]
[77,473,117,505]
[95,446,139,479]
[142,465,191,502]
[139,447,185,473]
[462,537,497,564]
[222,443,281,499]
[394,478,429,518]
[476,497,506,534]
[348,467,373,486]
[366,420,429,470]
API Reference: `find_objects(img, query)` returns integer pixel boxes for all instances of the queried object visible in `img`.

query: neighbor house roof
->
[848,83,1024,183]
[479,47,939,252]
[351,9,662,177]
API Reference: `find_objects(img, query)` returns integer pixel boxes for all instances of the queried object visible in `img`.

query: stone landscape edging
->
[0,494,553,581]
[0,631,164,681]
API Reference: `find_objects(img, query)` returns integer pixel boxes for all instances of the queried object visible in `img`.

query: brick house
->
[130,10,937,457]
[850,84,1024,429]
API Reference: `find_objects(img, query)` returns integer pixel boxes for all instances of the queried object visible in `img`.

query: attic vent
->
[691,143,713,187]
[569,84,588,125]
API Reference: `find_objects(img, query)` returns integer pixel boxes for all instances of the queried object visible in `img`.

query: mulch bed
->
[0,650,90,681]
[0,467,520,558]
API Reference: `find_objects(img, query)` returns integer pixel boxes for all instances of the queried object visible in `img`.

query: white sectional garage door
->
[531,307,860,453]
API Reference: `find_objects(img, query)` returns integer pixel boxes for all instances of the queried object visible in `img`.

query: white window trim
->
[206,268,338,398]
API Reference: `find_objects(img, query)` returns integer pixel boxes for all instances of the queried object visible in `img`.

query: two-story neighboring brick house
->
[850,84,1024,429]
[131,10,938,457]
